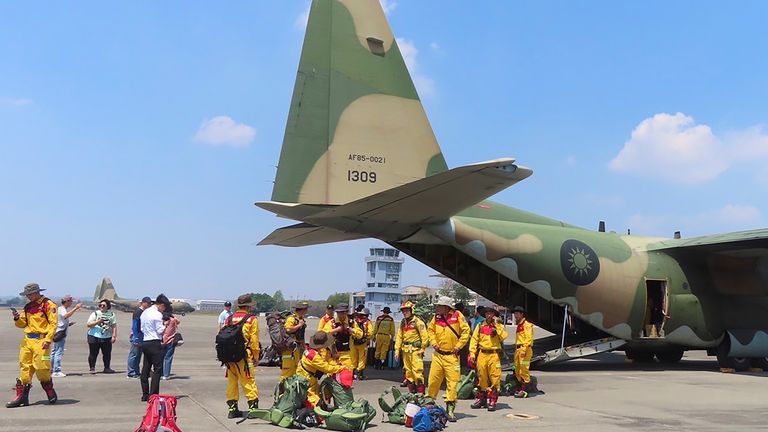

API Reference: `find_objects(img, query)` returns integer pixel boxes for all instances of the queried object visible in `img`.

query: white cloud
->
[295,2,311,30]
[626,204,763,237]
[194,116,256,148]
[0,97,33,107]
[396,38,435,97]
[609,112,768,184]
[380,0,397,15]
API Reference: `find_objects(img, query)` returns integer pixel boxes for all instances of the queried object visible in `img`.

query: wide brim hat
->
[19,283,45,296]
[237,294,255,307]
[399,301,414,311]
[356,308,370,316]
[484,307,500,316]
[382,307,392,314]
[308,331,333,350]
[335,303,349,313]
[435,296,454,308]
[512,305,526,314]
[294,301,309,310]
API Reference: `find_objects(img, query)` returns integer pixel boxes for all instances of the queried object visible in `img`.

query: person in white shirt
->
[139,294,169,402]
[51,295,81,378]
[218,301,233,330]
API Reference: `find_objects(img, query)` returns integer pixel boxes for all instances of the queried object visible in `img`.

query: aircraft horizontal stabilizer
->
[257,223,366,247]
[257,159,532,242]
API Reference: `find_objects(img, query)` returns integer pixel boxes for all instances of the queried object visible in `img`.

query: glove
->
[467,355,476,369]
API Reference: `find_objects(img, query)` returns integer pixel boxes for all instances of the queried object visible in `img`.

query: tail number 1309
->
[347,170,377,183]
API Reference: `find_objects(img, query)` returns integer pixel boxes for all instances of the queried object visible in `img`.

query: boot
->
[446,401,457,422]
[357,370,365,381]
[352,369,358,380]
[227,400,243,419]
[513,382,528,398]
[40,379,57,404]
[470,389,487,409]
[416,383,425,395]
[487,389,498,412]
[246,399,259,418]
[407,382,416,394]
[6,379,30,408]
[400,378,410,388]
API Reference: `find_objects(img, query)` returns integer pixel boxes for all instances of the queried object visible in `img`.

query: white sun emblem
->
[568,247,593,277]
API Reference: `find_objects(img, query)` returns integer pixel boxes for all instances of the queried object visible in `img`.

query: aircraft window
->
[367,37,385,56]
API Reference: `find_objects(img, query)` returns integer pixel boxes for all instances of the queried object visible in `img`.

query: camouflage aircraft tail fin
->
[271,0,448,206]
[94,277,117,302]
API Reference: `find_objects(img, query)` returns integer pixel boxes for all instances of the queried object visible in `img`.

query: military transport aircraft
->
[257,0,768,370]
[93,277,195,316]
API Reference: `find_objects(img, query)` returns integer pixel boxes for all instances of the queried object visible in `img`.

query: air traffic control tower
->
[358,247,405,320]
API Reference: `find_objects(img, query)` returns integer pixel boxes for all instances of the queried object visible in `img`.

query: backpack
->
[215,313,254,364]
[314,400,377,432]
[248,375,310,428]
[501,373,541,396]
[258,344,281,367]
[413,405,448,432]
[267,312,296,353]
[456,370,477,399]
[319,374,354,409]
[134,394,182,432]
[378,386,436,425]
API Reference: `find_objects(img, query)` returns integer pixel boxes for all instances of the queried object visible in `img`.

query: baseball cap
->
[141,296,152,304]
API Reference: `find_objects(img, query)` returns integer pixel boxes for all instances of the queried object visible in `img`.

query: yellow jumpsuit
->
[373,315,395,362]
[15,297,58,385]
[469,320,508,391]
[427,311,470,402]
[317,314,335,332]
[514,319,534,386]
[331,317,362,367]
[281,314,306,380]
[351,318,373,373]
[297,347,344,407]
[225,312,260,402]
[394,317,428,385]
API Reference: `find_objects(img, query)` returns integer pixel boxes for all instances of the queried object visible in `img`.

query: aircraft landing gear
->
[655,349,684,364]
[625,349,655,363]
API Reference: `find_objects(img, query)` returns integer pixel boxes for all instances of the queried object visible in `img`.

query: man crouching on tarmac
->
[298,331,350,408]
[7,283,59,408]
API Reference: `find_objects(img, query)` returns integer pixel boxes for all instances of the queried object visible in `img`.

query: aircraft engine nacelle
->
[724,329,768,357]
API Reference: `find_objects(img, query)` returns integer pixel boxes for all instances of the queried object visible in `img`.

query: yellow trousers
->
[427,352,461,402]
[18,338,51,385]
[336,350,352,368]
[297,368,321,407]
[514,346,532,384]
[374,335,391,361]
[476,352,502,391]
[402,348,424,384]
[351,344,368,372]
[226,359,258,401]
[280,347,300,380]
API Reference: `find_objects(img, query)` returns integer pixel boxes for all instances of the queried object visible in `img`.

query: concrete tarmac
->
[1,310,766,431]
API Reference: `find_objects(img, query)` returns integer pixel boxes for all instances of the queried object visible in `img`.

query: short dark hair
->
[224,301,232,307]
[155,294,171,308]
[99,299,112,310]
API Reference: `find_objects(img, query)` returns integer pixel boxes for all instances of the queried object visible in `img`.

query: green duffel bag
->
[248,375,311,428]
[456,370,477,399]
[314,399,377,431]
[377,386,436,425]
[319,375,355,409]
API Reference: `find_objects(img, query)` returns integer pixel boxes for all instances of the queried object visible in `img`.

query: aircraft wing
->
[646,228,768,258]
[257,223,366,247]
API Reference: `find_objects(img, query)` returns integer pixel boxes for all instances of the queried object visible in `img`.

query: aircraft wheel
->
[181,313,186,316]
[655,349,684,364]
[625,349,654,363]
[716,339,750,371]
[750,357,768,370]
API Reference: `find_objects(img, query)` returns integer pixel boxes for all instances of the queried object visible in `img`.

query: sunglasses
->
[99,304,108,308]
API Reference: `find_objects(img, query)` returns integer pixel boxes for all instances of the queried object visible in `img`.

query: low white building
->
[197,299,228,312]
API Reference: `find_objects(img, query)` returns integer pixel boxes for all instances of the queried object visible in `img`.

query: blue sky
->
[2,1,767,301]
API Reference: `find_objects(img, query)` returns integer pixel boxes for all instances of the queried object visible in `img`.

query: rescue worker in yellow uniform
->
[350,308,373,380]
[512,305,534,398]
[394,301,428,395]
[329,304,362,367]
[468,306,508,411]
[298,331,348,408]
[317,304,335,332]
[282,301,309,380]
[427,296,470,422]
[223,294,260,419]
[7,283,58,408]
[372,306,394,369]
